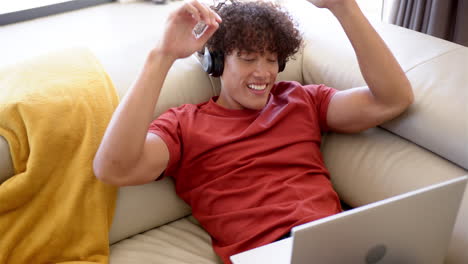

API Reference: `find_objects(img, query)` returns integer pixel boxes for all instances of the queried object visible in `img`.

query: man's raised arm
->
[307,0,414,133]
[93,0,221,186]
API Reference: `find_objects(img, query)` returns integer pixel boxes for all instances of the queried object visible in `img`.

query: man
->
[93,0,413,263]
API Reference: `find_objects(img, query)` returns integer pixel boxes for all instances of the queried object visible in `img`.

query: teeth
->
[248,84,267,90]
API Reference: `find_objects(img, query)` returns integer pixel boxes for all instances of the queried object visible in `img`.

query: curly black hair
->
[206,0,302,64]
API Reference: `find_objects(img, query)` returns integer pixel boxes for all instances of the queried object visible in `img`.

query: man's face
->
[217,50,279,110]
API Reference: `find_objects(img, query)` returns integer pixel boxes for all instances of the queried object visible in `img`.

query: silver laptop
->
[231,176,467,264]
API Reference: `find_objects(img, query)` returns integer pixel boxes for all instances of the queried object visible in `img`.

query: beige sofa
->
[1,3,467,264]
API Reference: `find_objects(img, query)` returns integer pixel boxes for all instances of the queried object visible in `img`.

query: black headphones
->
[201,47,286,77]
[201,47,225,77]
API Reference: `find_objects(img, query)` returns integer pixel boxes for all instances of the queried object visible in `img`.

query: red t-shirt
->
[149,81,342,263]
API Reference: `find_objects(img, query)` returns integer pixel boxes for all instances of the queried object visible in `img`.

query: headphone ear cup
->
[210,51,224,77]
[201,47,224,77]
[201,47,213,74]
[278,59,286,73]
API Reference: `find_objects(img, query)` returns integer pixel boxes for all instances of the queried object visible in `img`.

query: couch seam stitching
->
[404,46,465,74]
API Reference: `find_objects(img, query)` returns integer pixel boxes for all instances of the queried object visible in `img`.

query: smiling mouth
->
[247,84,267,91]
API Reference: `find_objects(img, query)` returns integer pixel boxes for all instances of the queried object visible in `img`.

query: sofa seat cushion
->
[110,216,221,264]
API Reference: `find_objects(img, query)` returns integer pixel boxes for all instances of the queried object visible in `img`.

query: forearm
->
[95,49,174,173]
[330,1,413,106]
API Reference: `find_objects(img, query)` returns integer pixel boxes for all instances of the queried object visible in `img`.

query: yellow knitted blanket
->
[0,48,118,263]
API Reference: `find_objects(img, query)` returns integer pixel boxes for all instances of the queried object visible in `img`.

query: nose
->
[252,59,275,78]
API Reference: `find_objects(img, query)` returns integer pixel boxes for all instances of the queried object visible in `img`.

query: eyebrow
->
[237,50,276,56]
[236,50,255,56]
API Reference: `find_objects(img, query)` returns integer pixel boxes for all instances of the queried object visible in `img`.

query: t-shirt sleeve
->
[148,108,182,178]
[302,84,338,132]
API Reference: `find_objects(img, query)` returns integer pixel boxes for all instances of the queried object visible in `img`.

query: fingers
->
[182,1,202,22]
[190,0,211,24]
[196,20,219,43]
[208,4,222,23]
[183,0,221,25]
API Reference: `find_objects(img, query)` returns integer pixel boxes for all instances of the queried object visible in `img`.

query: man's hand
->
[156,0,222,61]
